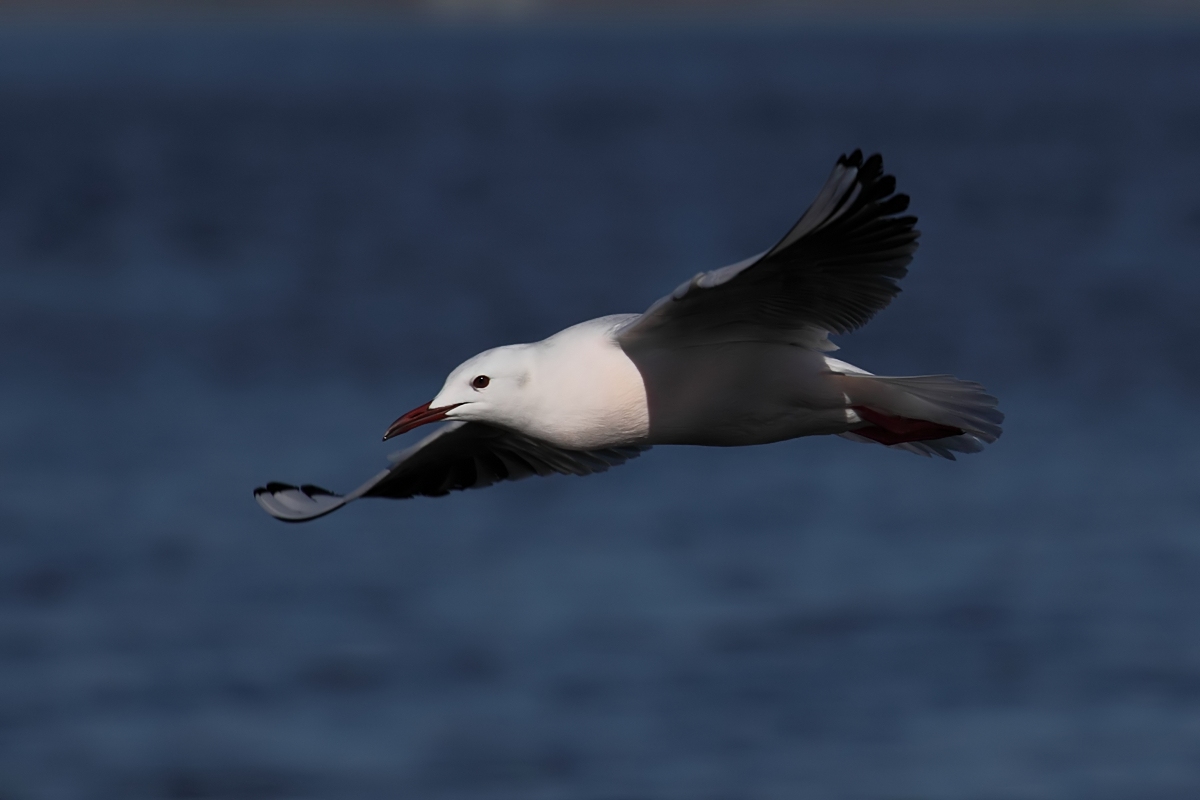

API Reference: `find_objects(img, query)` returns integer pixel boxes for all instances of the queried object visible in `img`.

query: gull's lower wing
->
[617,150,919,349]
[253,481,360,522]
[254,421,649,523]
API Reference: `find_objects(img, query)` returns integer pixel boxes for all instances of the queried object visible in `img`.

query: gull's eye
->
[471,375,490,389]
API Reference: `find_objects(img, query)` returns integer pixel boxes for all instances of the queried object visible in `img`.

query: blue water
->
[2,22,1200,798]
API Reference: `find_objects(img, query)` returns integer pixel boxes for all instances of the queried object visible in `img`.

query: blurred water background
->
[2,9,1200,799]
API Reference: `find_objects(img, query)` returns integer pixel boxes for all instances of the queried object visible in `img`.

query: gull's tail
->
[830,369,1003,460]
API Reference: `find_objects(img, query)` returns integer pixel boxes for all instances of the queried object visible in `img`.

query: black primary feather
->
[619,149,920,346]
[254,422,648,522]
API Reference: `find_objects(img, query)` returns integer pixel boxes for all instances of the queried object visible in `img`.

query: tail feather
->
[833,372,1003,460]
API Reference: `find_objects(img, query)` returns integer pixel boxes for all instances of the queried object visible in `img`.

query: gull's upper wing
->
[254,421,648,523]
[617,150,919,349]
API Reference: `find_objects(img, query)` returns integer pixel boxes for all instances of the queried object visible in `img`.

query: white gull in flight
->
[256,150,1002,522]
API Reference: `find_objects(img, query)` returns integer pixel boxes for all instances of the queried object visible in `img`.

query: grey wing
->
[254,421,649,523]
[617,150,919,348]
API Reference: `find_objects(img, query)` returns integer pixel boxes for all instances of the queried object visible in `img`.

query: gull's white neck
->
[515,315,649,450]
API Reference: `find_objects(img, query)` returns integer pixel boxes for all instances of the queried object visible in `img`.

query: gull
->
[256,150,1002,522]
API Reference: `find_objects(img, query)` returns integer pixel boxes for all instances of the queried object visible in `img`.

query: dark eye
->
[471,375,490,389]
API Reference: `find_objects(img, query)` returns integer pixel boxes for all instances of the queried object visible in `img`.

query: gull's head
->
[383,344,534,440]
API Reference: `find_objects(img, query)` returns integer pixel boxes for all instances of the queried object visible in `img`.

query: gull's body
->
[472,314,853,450]
[256,151,1003,522]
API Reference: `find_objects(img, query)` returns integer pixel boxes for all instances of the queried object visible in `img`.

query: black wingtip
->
[255,481,297,497]
[254,481,348,523]
[254,482,338,499]
[839,148,864,168]
[880,193,911,214]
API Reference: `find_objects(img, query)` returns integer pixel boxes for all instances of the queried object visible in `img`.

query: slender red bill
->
[382,401,464,441]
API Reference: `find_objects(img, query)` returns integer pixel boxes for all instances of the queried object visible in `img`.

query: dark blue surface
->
[2,22,1199,798]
